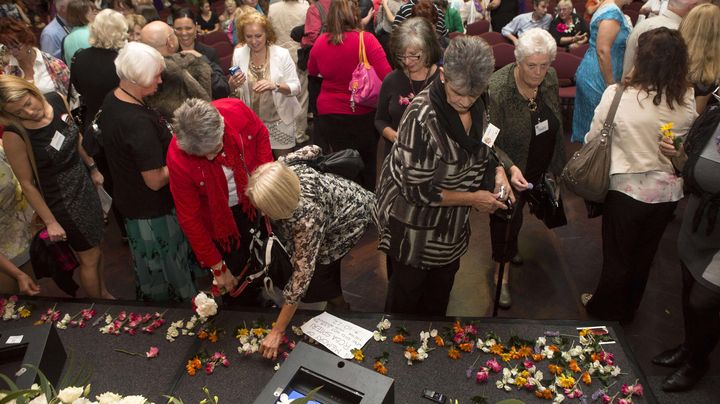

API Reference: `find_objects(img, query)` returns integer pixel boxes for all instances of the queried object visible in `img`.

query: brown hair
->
[66,0,95,26]
[411,0,438,26]
[624,27,689,109]
[237,12,277,45]
[0,17,36,47]
[326,0,360,45]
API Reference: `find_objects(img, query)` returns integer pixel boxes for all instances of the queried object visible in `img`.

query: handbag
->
[230,214,294,299]
[561,85,625,203]
[29,229,80,297]
[348,32,382,111]
[81,109,103,157]
[527,173,568,229]
[287,148,365,181]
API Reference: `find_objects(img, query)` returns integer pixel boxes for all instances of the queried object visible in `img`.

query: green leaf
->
[162,394,185,404]
[0,373,19,391]
[22,364,54,399]
[0,389,40,404]
[496,400,525,404]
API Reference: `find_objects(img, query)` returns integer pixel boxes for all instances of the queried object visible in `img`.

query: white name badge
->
[50,131,65,151]
[482,123,500,148]
[535,120,549,136]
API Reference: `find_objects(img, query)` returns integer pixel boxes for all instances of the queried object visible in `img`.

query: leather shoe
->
[499,283,511,309]
[652,345,690,368]
[510,254,523,265]
[661,363,708,392]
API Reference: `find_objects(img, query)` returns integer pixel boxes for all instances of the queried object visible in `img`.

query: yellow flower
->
[515,375,528,387]
[351,348,364,362]
[236,328,249,337]
[500,353,512,362]
[208,330,218,343]
[19,308,31,318]
[252,328,265,337]
[660,122,675,139]
[557,374,576,389]
[578,328,589,337]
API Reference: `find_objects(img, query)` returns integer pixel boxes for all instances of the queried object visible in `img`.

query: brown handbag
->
[561,85,625,203]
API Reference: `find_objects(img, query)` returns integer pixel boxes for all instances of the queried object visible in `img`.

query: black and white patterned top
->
[276,146,376,304]
[375,88,494,269]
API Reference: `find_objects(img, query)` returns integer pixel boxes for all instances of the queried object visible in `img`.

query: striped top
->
[375,87,493,269]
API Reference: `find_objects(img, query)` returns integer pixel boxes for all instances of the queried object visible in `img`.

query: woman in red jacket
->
[308,0,392,190]
[167,98,273,303]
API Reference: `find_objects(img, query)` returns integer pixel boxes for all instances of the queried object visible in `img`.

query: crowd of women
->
[1,0,720,393]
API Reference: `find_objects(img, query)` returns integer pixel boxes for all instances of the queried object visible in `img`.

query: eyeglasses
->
[398,54,422,62]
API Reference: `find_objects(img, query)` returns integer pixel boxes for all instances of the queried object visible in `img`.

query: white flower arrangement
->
[193,292,218,320]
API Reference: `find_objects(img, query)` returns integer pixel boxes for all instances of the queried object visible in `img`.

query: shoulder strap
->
[316,2,327,33]
[358,31,368,66]
[601,84,624,135]
[18,131,44,198]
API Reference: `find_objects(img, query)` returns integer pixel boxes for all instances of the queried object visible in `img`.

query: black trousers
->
[586,191,677,321]
[680,263,720,367]
[384,256,460,316]
[314,112,378,191]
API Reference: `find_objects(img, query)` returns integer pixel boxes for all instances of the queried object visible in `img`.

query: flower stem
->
[114,349,143,357]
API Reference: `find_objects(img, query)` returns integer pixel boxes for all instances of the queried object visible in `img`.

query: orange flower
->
[434,335,445,347]
[581,371,592,385]
[459,342,473,352]
[532,353,544,362]
[534,389,553,399]
[392,334,406,344]
[568,359,581,373]
[548,345,560,352]
[547,364,563,375]
[405,346,418,360]
[208,330,218,343]
[509,347,521,360]
[374,361,388,375]
[186,356,201,376]
[448,347,461,359]
[591,353,599,362]
[197,330,208,340]
[452,321,463,334]
[518,346,533,358]
[489,343,505,355]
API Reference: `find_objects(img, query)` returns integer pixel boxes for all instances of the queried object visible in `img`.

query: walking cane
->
[492,196,517,317]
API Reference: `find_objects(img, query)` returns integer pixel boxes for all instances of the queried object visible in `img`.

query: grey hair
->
[115,41,165,86]
[515,28,557,63]
[443,36,494,97]
[556,0,572,9]
[173,98,225,156]
[89,9,128,50]
[390,17,442,68]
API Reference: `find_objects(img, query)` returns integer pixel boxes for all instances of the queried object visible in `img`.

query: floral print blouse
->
[275,146,376,305]
[0,147,34,265]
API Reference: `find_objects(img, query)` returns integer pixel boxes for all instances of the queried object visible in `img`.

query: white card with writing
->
[50,131,65,151]
[535,120,549,136]
[482,123,500,147]
[300,312,373,359]
[6,335,23,344]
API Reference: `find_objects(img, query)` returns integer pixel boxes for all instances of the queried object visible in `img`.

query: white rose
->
[194,293,218,318]
[117,395,148,404]
[495,381,504,390]
[430,329,438,338]
[71,398,95,404]
[553,394,565,403]
[96,392,123,404]
[57,386,84,403]
[29,394,48,404]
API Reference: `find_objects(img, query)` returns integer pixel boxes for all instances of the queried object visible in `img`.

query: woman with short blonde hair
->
[680,3,720,113]
[125,13,146,42]
[89,8,128,50]
[246,146,376,361]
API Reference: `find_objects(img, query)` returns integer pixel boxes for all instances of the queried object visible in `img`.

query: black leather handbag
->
[527,173,568,229]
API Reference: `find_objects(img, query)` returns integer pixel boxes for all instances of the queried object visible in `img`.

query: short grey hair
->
[515,28,557,63]
[173,98,226,156]
[390,17,442,68]
[89,9,128,50]
[115,41,165,87]
[443,36,494,97]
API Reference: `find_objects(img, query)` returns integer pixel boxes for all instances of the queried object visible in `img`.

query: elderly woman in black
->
[488,28,566,309]
[375,17,442,159]
[245,145,376,360]
[376,36,517,316]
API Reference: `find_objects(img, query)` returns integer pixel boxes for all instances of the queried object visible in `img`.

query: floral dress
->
[0,147,34,265]
[274,146,376,305]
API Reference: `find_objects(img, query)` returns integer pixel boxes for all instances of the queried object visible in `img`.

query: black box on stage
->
[0,324,66,388]
[253,342,395,404]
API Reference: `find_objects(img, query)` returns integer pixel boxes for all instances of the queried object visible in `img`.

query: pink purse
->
[349,32,382,112]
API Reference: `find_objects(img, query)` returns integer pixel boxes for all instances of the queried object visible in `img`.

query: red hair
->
[0,18,37,47]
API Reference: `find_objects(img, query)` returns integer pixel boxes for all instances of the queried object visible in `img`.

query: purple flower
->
[544,330,560,337]
[466,367,473,379]
[591,389,605,400]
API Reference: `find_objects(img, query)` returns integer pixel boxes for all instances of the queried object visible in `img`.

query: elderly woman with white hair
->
[97,42,200,302]
[167,97,273,305]
[487,28,566,309]
[245,146,376,361]
[375,36,516,316]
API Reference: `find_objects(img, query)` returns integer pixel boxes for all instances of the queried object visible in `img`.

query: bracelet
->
[87,163,98,171]
[273,82,280,92]
[211,262,228,277]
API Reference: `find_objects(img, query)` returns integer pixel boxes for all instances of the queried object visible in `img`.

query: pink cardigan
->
[308,31,392,116]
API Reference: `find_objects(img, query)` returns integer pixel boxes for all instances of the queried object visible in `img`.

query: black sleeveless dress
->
[9,92,103,251]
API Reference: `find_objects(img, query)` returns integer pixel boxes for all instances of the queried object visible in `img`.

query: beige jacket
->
[586,84,697,175]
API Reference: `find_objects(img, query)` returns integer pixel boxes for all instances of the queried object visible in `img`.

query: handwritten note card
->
[301,312,373,359]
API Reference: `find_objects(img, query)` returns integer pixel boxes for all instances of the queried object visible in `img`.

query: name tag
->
[535,120,549,136]
[50,131,65,151]
[482,123,500,148]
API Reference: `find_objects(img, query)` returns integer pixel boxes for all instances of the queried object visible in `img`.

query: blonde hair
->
[125,13,147,32]
[89,9,128,50]
[233,5,258,35]
[0,75,45,133]
[237,11,277,45]
[556,0,573,10]
[680,3,720,87]
[246,162,301,220]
